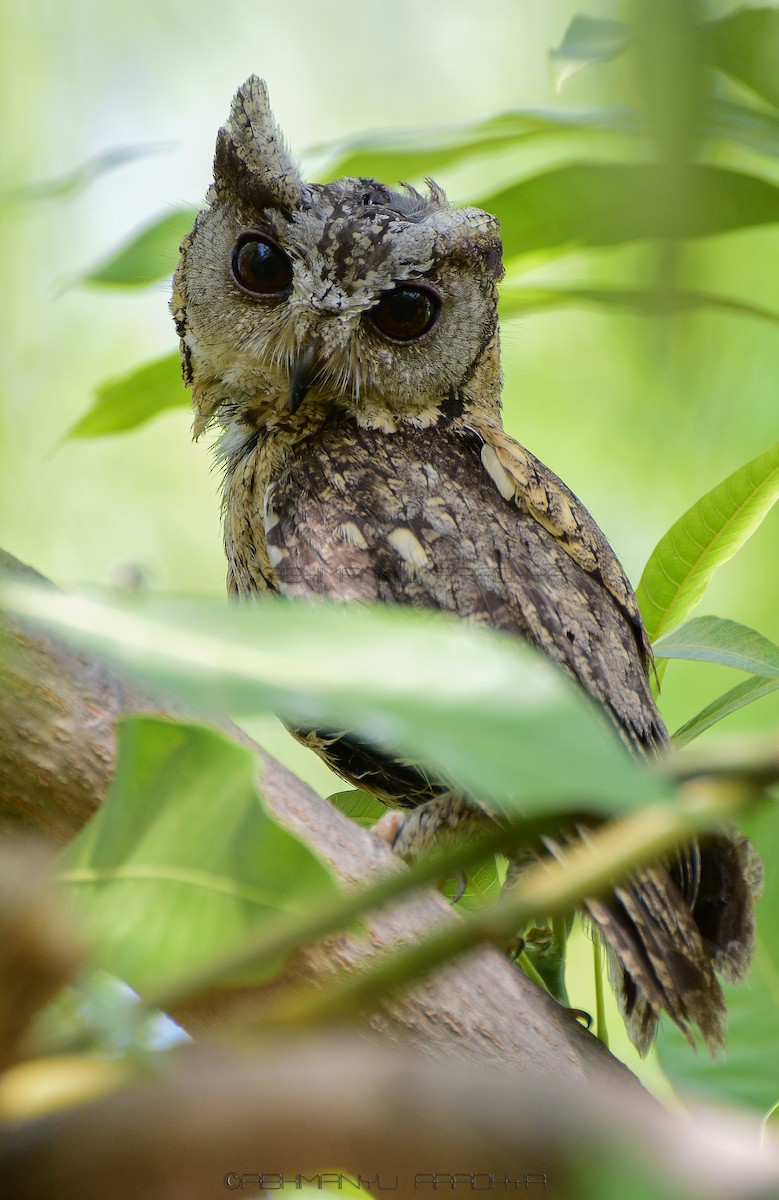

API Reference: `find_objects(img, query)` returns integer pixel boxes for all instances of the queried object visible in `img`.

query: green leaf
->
[327,789,388,827]
[635,441,779,648]
[66,353,186,439]
[312,107,637,183]
[58,717,338,994]
[672,675,779,748]
[549,15,634,91]
[82,207,198,287]
[654,616,779,677]
[316,99,779,189]
[703,98,779,163]
[485,165,779,262]
[657,802,779,1112]
[700,8,779,111]
[3,586,671,819]
[0,144,170,207]
[499,282,779,327]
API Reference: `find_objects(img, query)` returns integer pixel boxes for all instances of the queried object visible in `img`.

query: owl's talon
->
[448,871,467,904]
[566,1008,593,1029]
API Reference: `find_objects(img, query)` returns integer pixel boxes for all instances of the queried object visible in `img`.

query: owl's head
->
[172,77,504,438]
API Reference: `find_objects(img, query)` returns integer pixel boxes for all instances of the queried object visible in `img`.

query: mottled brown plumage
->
[172,77,761,1054]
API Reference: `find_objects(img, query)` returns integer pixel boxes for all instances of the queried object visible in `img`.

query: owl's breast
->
[224,415,467,600]
[223,414,664,751]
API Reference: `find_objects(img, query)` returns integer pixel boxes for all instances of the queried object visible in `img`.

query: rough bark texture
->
[0,548,643,1089]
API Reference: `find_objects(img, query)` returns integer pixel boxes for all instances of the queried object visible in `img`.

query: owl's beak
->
[289,343,322,414]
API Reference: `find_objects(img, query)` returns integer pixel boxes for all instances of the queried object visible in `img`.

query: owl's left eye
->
[367,284,441,343]
[231,233,293,297]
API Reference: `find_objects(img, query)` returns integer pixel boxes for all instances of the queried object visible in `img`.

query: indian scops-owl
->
[172,77,760,1053]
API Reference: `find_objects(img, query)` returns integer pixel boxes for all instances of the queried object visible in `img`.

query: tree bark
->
[0,548,645,1090]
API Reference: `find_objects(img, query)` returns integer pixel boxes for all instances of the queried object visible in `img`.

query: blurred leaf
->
[66,353,185,440]
[317,103,779,194]
[312,107,637,182]
[328,789,387,827]
[0,144,171,207]
[672,675,779,748]
[2,586,672,818]
[635,441,779,652]
[704,98,779,162]
[549,15,633,92]
[58,717,338,994]
[316,98,779,190]
[485,164,779,261]
[82,207,198,287]
[657,802,779,1112]
[701,7,779,111]
[762,1099,779,1146]
[654,616,779,676]
[499,282,779,326]
[37,973,187,1058]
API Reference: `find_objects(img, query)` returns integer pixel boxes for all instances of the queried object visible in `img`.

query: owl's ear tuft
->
[214,76,307,215]
[424,177,448,209]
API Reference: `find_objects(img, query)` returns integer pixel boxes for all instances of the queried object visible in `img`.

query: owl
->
[172,77,760,1054]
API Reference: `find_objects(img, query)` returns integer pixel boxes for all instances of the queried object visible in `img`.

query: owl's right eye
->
[231,233,293,297]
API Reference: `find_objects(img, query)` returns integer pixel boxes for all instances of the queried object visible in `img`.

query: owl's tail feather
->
[572,831,763,1056]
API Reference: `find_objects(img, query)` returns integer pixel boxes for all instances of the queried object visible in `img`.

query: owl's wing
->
[468,414,653,670]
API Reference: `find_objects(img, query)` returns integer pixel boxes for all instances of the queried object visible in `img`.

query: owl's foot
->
[372,800,475,905]
[372,792,482,861]
[372,809,406,848]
